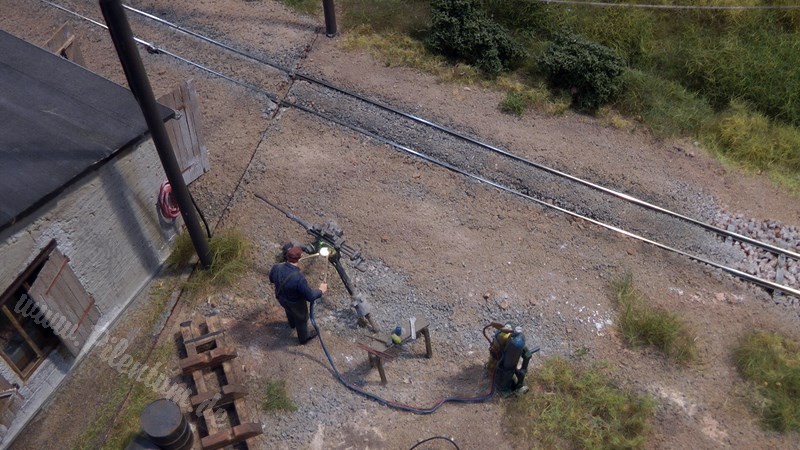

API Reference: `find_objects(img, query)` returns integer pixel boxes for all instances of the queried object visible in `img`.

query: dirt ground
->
[3,0,800,449]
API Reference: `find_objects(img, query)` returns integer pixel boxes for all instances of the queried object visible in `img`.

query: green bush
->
[426,0,524,76]
[614,69,713,138]
[734,332,800,432]
[539,33,624,112]
[579,8,655,65]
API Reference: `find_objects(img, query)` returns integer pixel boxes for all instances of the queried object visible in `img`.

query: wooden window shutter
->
[28,249,99,356]
[158,79,210,184]
[0,375,22,430]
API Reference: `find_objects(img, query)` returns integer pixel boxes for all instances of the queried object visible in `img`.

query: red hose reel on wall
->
[157,181,180,220]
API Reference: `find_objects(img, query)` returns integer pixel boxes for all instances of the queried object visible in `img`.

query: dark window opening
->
[0,246,59,380]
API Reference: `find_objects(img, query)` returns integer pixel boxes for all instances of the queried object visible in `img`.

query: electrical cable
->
[189,192,213,238]
[309,301,497,414]
[409,436,460,450]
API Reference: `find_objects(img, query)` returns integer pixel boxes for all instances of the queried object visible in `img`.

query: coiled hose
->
[309,301,496,414]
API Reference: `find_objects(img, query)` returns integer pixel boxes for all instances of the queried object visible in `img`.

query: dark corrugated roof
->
[0,30,172,231]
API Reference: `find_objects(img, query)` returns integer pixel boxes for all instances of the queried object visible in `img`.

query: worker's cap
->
[286,247,303,263]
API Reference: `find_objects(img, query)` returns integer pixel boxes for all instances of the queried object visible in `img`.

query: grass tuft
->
[612,274,697,364]
[167,230,250,290]
[500,92,526,116]
[280,0,321,16]
[261,379,297,412]
[506,357,654,449]
[734,331,800,432]
[702,102,800,174]
[341,0,431,35]
[614,69,714,138]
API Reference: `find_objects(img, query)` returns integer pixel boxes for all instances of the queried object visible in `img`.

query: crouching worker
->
[269,246,328,345]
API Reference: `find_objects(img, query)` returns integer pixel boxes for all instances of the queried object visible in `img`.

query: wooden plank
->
[190,384,248,409]
[180,82,201,163]
[201,423,262,450]
[47,259,95,340]
[180,346,238,374]
[28,249,97,355]
[179,80,205,182]
[183,79,209,171]
[45,23,86,67]
[156,80,209,184]
[157,89,182,182]
[180,320,218,437]
[45,24,71,53]
[176,111,195,175]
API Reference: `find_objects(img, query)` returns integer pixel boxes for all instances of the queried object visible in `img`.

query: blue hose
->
[309,301,496,414]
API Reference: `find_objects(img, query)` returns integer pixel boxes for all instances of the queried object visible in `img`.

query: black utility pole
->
[99,0,212,268]
[322,0,337,37]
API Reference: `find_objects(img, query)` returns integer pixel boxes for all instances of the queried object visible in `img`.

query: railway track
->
[41,0,800,299]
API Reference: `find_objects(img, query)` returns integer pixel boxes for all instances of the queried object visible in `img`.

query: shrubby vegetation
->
[282,0,800,186]
[426,0,524,76]
[540,33,623,112]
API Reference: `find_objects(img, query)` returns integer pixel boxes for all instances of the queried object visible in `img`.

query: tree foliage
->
[540,33,624,111]
[426,0,524,76]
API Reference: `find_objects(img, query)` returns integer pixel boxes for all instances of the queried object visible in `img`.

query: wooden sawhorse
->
[358,317,432,384]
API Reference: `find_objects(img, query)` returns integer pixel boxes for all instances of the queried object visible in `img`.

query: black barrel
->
[140,399,193,450]
[125,434,161,450]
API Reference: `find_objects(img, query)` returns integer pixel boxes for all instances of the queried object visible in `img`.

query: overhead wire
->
[535,0,800,10]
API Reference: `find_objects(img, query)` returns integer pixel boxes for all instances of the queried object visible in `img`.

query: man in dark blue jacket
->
[269,246,328,344]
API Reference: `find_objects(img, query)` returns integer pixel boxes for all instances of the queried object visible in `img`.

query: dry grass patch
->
[167,230,250,291]
[612,274,697,364]
[735,331,800,432]
[506,357,654,449]
[261,379,297,412]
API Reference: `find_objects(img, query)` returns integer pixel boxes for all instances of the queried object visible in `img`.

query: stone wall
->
[0,138,181,445]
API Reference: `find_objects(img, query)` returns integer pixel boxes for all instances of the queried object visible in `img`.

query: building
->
[0,29,205,445]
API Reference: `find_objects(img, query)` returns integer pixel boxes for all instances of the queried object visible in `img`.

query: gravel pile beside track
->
[711,211,800,302]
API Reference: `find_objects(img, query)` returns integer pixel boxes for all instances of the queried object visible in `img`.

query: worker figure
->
[269,246,328,345]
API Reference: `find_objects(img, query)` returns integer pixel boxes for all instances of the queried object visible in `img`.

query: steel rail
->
[39,0,800,298]
[116,2,800,263]
[40,1,280,99]
[285,100,800,298]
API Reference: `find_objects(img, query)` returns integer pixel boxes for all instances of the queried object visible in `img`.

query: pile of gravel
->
[710,210,800,302]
